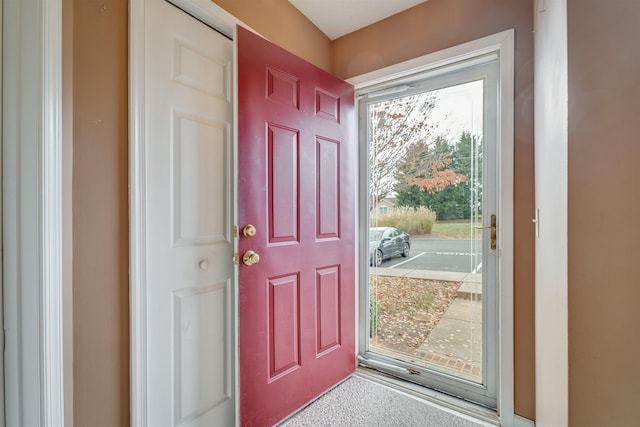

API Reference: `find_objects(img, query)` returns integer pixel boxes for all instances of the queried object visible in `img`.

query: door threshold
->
[355,366,500,426]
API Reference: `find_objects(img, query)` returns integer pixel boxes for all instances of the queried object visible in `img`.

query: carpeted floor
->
[279,375,494,427]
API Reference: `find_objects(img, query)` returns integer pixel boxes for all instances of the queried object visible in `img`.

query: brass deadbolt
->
[243,224,257,238]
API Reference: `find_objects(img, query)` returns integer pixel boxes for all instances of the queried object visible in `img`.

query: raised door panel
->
[172,113,229,246]
[316,137,340,240]
[315,266,341,356]
[267,124,300,245]
[268,274,301,381]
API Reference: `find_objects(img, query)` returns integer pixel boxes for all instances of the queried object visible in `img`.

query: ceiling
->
[288,0,430,40]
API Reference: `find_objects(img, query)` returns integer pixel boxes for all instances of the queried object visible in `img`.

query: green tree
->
[395,132,482,220]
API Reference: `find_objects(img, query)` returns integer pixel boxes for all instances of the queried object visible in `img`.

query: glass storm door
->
[359,59,499,409]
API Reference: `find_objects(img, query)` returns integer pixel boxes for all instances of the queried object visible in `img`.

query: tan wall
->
[72,0,130,425]
[567,1,640,425]
[333,0,536,419]
[211,0,333,72]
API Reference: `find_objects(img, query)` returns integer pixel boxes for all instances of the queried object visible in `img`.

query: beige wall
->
[568,1,640,425]
[72,0,130,425]
[333,0,536,419]
[211,0,333,72]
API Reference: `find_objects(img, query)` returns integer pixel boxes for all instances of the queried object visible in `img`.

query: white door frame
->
[534,0,568,425]
[348,30,517,426]
[0,3,4,423]
[2,0,67,425]
[129,1,249,425]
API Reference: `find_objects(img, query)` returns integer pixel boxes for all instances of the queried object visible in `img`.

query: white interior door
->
[144,0,235,425]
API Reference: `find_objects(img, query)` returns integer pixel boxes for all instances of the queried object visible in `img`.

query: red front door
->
[237,27,356,426]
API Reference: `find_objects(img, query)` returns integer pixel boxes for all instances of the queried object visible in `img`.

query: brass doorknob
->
[243,224,257,238]
[242,250,260,266]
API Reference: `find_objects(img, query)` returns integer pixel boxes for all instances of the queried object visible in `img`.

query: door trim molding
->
[129,1,250,425]
[3,0,66,425]
[514,414,536,427]
[164,0,240,38]
[0,4,4,425]
[128,1,148,420]
[533,0,568,425]
[348,29,515,425]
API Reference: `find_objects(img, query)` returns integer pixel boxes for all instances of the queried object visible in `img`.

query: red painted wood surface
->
[237,26,356,426]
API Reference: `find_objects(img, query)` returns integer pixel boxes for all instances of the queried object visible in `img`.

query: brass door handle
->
[473,214,497,250]
[242,250,260,266]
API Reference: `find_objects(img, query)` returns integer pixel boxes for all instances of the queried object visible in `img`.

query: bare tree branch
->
[369,92,438,205]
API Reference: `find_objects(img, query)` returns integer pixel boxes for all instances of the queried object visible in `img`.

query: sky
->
[429,79,484,144]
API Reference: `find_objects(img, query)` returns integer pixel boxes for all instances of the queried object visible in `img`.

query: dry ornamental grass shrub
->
[372,206,436,235]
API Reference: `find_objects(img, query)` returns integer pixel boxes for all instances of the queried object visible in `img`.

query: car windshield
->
[369,230,384,241]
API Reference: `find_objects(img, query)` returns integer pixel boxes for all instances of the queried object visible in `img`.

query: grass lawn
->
[430,221,481,239]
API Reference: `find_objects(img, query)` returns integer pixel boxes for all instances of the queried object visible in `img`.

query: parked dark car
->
[369,227,411,266]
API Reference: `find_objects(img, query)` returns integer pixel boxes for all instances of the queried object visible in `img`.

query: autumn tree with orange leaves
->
[395,132,482,220]
[397,136,468,195]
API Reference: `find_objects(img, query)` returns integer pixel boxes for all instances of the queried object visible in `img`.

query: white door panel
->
[145,1,234,425]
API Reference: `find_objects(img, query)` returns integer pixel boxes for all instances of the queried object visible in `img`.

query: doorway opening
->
[356,52,505,410]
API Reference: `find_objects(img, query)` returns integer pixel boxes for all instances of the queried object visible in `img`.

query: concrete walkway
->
[372,267,483,382]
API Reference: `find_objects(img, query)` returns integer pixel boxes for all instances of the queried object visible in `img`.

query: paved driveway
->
[376,239,482,273]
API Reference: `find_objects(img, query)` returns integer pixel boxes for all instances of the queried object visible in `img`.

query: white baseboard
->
[514,415,535,427]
